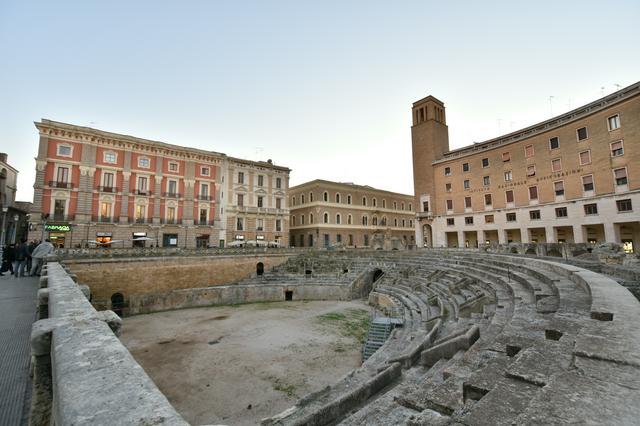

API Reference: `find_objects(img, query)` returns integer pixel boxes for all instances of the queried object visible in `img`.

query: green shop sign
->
[45,224,71,232]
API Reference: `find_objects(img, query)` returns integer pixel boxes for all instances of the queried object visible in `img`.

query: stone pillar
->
[183,160,195,224]
[153,160,163,223]
[416,220,424,248]
[77,165,96,223]
[573,224,585,243]
[457,230,464,248]
[604,222,619,243]
[478,229,486,246]
[120,172,131,223]
[498,229,507,244]
[520,227,530,243]
[545,226,557,243]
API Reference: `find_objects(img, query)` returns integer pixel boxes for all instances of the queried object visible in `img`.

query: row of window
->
[236,217,283,232]
[291,212,414,228]
[453,144,626,192]
[447,199,633,226]
[444,167,629,206]
[237,194,284,209]
[443,115,622,177]
[236,171,283,189]
[292,192,413,211]
[56,145,219,176]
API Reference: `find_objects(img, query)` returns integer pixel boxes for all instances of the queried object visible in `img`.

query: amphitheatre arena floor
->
[121,300,371,425]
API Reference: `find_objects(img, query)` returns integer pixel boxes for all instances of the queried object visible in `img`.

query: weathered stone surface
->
[65,254,292,307]
[515,371,640,425]
[462,355,511,401]
[574,357,640,390]
[505,343,572,386]
[574,320,640,367]
[456,377,539,426]
[34,262,188,426]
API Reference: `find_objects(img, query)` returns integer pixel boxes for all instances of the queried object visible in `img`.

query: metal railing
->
[48,181,73,189]
[91,216,113,223]
[98,186,118,193]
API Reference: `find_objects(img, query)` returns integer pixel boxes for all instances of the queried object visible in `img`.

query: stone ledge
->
[31,262,188,426]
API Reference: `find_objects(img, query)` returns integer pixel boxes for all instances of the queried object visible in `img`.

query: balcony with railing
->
[161,218,183,225]
[196,219,215,226]
[133,189,152,196]
[98,186,118,193]
[128,217,149,224]
[162,192,182,198]
[91,216,114,223]
[198,194,213,201]
[49,181,73,189]
[51,214,75,222]
[235,206,285,214]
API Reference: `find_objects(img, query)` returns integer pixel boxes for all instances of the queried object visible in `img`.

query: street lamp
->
[0,207,8,247]
[11,214,19,244]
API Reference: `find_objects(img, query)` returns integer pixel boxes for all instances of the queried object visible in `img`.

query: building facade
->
[1,153,30,246]
[289,180,415,249]
[28,120,290,248]
[412,82,640,253]
[222,157,290,247]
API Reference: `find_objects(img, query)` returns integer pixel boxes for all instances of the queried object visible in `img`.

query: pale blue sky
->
[1,0,639,201]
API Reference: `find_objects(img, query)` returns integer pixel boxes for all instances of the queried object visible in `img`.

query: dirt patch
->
[120,300,370,425]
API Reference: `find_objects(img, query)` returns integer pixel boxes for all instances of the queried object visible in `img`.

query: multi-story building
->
[1,153,30,246]
[412,82,640,253]
[289,179,415,249]
[28,120,290,248]
[222,157,290,247]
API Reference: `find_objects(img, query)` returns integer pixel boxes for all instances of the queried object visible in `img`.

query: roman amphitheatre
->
[30,243,640,425]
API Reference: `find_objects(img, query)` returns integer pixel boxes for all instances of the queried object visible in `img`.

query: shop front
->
[96,232,113,248]
[163,233,179,247]
[45,223,71,248]
[132,232,148,248]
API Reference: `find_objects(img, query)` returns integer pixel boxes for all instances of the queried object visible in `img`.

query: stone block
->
[515,372,640,425]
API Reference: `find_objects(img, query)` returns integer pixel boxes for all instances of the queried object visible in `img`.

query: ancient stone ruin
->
[30,249,640,425]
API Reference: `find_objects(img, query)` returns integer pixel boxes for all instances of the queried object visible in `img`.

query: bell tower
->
[411,95,449,246]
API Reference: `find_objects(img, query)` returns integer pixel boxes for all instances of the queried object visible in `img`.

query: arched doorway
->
[111,293,125,317]
[256,262,264,276]
[373,268,384,283]
[422,224,433,248]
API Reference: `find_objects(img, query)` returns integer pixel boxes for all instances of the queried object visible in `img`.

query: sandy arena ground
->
[120,300,370,425]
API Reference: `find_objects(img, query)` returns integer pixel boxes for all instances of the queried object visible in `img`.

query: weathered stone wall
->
[129,282,352,315]
[31,262,188,425]
[64,254,292,309]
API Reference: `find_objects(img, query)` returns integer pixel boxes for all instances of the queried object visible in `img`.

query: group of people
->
[0,239,55,278]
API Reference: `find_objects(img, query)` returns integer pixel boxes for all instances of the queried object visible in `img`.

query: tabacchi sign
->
[45,224,71,232]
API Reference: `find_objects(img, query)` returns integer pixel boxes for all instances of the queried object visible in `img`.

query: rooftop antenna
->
[548,96,555,117]
[601,86,605,96]
[614,83,621,92]
[254,147,264,161]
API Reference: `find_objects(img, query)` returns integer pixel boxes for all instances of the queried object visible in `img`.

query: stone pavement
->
[0,273,39,426]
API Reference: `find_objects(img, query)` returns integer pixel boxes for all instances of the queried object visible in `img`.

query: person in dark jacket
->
[26,240,37,274]
[13,240,29,278]
[1,244,16,276]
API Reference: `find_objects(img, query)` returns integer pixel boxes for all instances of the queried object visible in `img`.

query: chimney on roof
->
[0,153,7,163]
